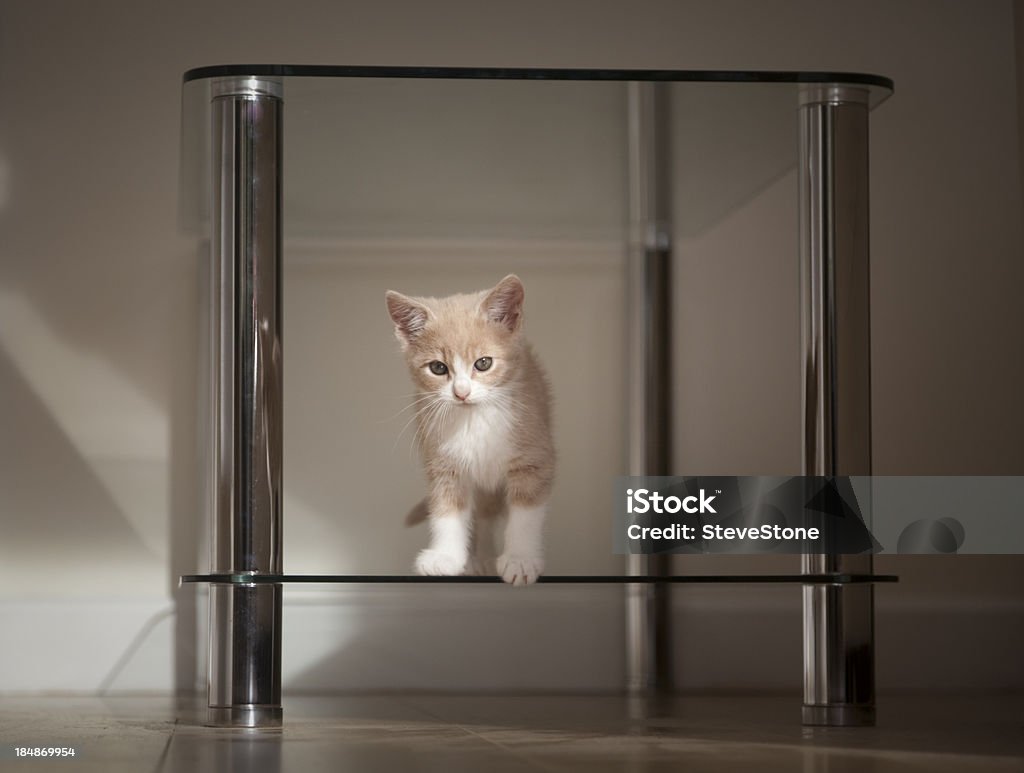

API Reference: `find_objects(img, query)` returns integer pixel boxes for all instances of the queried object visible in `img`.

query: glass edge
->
[181,573,900,584]
[181,64,893,93]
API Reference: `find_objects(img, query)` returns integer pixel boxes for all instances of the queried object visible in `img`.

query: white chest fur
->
[438,403,513,489]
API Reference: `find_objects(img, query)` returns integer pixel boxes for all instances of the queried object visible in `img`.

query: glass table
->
[180,65,894,730]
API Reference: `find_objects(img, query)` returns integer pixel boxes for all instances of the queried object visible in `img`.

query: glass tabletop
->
[183,64,893,93]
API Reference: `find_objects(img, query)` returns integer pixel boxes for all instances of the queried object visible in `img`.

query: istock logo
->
[626,488,717,515]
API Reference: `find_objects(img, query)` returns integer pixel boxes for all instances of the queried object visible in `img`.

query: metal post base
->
[802,561,876,727]
[207,583,283,728]
[802,704,875,727]
[207,706,284,729]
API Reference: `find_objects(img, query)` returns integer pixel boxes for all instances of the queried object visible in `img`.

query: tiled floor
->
[1,693,1022,772]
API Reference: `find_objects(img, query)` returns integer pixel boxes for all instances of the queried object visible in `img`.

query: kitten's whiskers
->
[393,395,443,452]
[380,392,437,423]
[412,395,448,450]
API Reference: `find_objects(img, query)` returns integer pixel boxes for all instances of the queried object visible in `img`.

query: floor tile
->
[1,693,1021,773]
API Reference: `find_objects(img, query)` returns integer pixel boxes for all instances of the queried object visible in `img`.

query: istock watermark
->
[613,476,1024,555]
[625,487,719,514]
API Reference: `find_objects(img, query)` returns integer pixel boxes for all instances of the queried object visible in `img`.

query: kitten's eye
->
[428,361,449,376]
[474,357,493,372]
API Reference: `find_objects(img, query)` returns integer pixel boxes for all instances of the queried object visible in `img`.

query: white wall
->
[0,0,1021,694]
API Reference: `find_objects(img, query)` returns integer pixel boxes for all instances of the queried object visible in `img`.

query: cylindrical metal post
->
[625,82,673,693]
[208,76,284,729]
[799,85,875,727]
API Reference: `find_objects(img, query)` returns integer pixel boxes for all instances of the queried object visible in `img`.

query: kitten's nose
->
[453,378,471,401]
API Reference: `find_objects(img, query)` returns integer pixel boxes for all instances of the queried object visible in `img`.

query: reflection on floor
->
[1,693,1021,772]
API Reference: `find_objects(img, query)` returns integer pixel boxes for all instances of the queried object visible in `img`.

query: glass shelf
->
[182,573,898,585]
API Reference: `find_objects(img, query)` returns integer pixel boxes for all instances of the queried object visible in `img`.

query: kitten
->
[385,275,554,585]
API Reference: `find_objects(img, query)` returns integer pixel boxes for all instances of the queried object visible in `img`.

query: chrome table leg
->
[799,85,875,727]
[625,82,673,693]
[207,75,284,729]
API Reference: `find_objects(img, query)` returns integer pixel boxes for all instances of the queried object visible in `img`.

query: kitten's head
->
[385,274,526,407]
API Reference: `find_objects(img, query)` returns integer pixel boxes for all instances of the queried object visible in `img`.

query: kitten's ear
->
[481,274,525,333]
[385,290,430,347]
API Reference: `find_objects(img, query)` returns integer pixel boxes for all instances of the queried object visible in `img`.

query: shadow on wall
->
[0,333,163,587]
[0,276,201,690]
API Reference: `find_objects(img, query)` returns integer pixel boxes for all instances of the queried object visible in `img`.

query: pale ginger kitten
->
[385,275,554,585]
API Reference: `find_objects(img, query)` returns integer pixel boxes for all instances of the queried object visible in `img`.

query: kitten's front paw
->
[497,553,544,586]
[415,549,467,576]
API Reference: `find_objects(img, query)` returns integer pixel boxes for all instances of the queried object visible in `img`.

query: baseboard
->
[0,598,175,694]
[1,591,1020,693]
